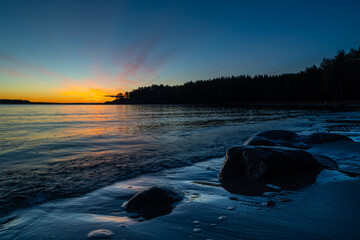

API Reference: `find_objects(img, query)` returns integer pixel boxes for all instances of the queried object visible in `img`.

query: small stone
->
[211,223,217,227]
[193,220,200,224]
[193,228,202,233]
[218,215,227,221]
[87,229,114,239]
[227,206,236,210]
[262,200,275,207]
[256,207,262,210]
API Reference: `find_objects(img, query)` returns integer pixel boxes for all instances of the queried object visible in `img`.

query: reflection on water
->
[91,214,132,224]
[0,104,359,215]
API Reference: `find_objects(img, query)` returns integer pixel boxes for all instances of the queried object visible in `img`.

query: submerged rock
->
[122,186,183,219]
[87,229,114,239]
[302,132,353,144]
[244,130,353,149]
[244,130,309,149]
[218,146,337,182]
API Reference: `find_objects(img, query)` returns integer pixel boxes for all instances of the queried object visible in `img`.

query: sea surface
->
[0,104,359,217]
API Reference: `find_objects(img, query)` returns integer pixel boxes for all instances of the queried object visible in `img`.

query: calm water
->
[0,104,359,216]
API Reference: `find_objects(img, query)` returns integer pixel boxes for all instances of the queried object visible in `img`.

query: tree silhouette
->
[107,47,360,104]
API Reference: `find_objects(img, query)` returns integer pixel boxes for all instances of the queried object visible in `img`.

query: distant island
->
[0,99,31,104]
[107,47,360,105]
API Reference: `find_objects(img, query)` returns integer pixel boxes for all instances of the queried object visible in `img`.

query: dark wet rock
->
[122,186,182,219]
[262,200,275,207]
[87,229,114,239]
[244,130,352,149]
[312,153,338,169]
[302,132,353,144]
[244,130,310,149]
[219,146,337,182]
[218,145,338,196]
[257,130,300,142]
[243,136,277,147]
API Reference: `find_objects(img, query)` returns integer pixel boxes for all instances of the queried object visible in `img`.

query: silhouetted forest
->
[108,47,360,104]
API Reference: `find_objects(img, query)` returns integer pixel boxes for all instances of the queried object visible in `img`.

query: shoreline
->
[2,101,360,110]
[1,141,359,239]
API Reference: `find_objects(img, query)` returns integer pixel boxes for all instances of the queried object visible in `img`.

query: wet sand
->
[1,141,359,240]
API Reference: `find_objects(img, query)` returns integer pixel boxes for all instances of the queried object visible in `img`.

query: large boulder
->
[244,130,352,149]
[122,186,183,219]
[218,146,337,182]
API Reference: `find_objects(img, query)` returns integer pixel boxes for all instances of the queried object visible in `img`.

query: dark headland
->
[107,47,360,109]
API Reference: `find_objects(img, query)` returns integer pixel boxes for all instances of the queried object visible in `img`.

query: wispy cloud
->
[0,68,32,79]
[0,51,63,78]
[109,25,175,89]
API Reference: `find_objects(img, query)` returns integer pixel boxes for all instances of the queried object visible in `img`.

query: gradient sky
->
[1,0,360,103]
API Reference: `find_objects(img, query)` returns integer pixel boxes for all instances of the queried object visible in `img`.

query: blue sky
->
[0,0,360,102]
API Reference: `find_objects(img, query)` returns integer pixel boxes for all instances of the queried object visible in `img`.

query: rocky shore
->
[1,130,359,240]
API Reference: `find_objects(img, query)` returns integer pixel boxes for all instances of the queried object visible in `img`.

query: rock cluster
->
[218,130,349,195]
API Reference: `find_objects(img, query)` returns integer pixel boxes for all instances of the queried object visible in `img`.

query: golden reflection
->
[91,214,133,224]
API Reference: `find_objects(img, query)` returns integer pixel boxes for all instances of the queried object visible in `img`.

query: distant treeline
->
[108,47,360,104]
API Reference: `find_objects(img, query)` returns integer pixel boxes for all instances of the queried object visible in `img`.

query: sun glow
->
[59,87,117,103]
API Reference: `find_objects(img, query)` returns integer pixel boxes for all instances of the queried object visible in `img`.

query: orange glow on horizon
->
[0,86,121,103]
[59,87,118,103]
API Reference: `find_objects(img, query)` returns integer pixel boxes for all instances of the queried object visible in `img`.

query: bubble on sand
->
[193,220,200,224]
[193,228,202,233]
[87,229,114,239]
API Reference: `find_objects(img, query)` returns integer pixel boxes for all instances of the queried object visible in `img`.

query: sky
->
[0,0,360,103]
